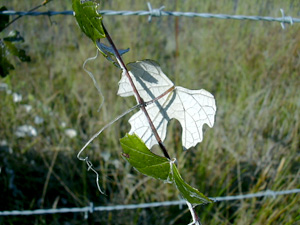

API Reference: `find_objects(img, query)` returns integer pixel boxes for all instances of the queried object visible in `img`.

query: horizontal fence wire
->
[0,8,299,25]
[0,189,299,216]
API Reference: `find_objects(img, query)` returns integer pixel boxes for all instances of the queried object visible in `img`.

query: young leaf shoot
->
[72,0,105,43]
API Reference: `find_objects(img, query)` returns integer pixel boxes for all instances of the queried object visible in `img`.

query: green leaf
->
[120,134,213,206]
[171,162,213,205]
[0,37,30,77]
[0,6,9,32]
[4,41,30,62]
[72,0,105,43]
[72,1,129,65]
[120,133,171,181]
[0,42,14,77]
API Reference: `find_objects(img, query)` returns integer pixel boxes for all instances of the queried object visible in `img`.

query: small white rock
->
[0,140,8,145]
[12,93,22,102]
[112,159,120,169]
[34,116,44,124]
[22,104,32,113]
[65,129,77,138]
[15,125,37,137]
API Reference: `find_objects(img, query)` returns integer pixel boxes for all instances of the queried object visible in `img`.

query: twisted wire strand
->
[0,189,299,216]
[0,10,299,24]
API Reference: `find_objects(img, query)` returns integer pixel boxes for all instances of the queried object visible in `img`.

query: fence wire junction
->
[0,189,299,216]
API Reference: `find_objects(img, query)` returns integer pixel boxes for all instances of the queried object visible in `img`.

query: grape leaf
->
[4,41,31,62]
[0,43,14,77]
[120,134,212,205]
[72,1,129,65]
[72,0,105,43]
[118,60,216,149]
[120,133,171,182]
[170,161,213,205]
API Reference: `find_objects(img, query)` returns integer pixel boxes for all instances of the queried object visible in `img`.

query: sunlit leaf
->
[120,133,171,182]
[0,6,9,32]
[72,0,105,43]
[118,60,217,150]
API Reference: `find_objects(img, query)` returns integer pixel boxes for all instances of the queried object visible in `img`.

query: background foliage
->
[0,0,299,224]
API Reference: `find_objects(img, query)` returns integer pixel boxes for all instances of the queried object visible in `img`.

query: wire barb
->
[89,202,94,214]
[147,2,165,22]
[280,8,293,29]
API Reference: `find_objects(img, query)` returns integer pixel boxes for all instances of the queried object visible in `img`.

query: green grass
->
[0,0,299,224]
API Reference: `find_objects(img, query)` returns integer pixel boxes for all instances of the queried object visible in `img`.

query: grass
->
[0,0,299,224]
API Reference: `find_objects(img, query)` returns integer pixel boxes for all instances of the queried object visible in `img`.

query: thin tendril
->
[77,104,140,194]
[83,50,105,112]
[77,81,175,194]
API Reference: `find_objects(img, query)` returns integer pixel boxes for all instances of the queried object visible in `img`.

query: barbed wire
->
[0,7,299,26]
[0,189,299,216]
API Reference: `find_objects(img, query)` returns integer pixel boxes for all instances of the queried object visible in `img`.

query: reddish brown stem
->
[145,86,175,106]
[102,22,171,159]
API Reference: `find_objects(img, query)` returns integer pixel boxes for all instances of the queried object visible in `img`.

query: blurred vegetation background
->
[0,0,299,224]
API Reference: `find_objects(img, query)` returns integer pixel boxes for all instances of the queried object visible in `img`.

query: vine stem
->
[101,22,171,159]
[186,201,201,225]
